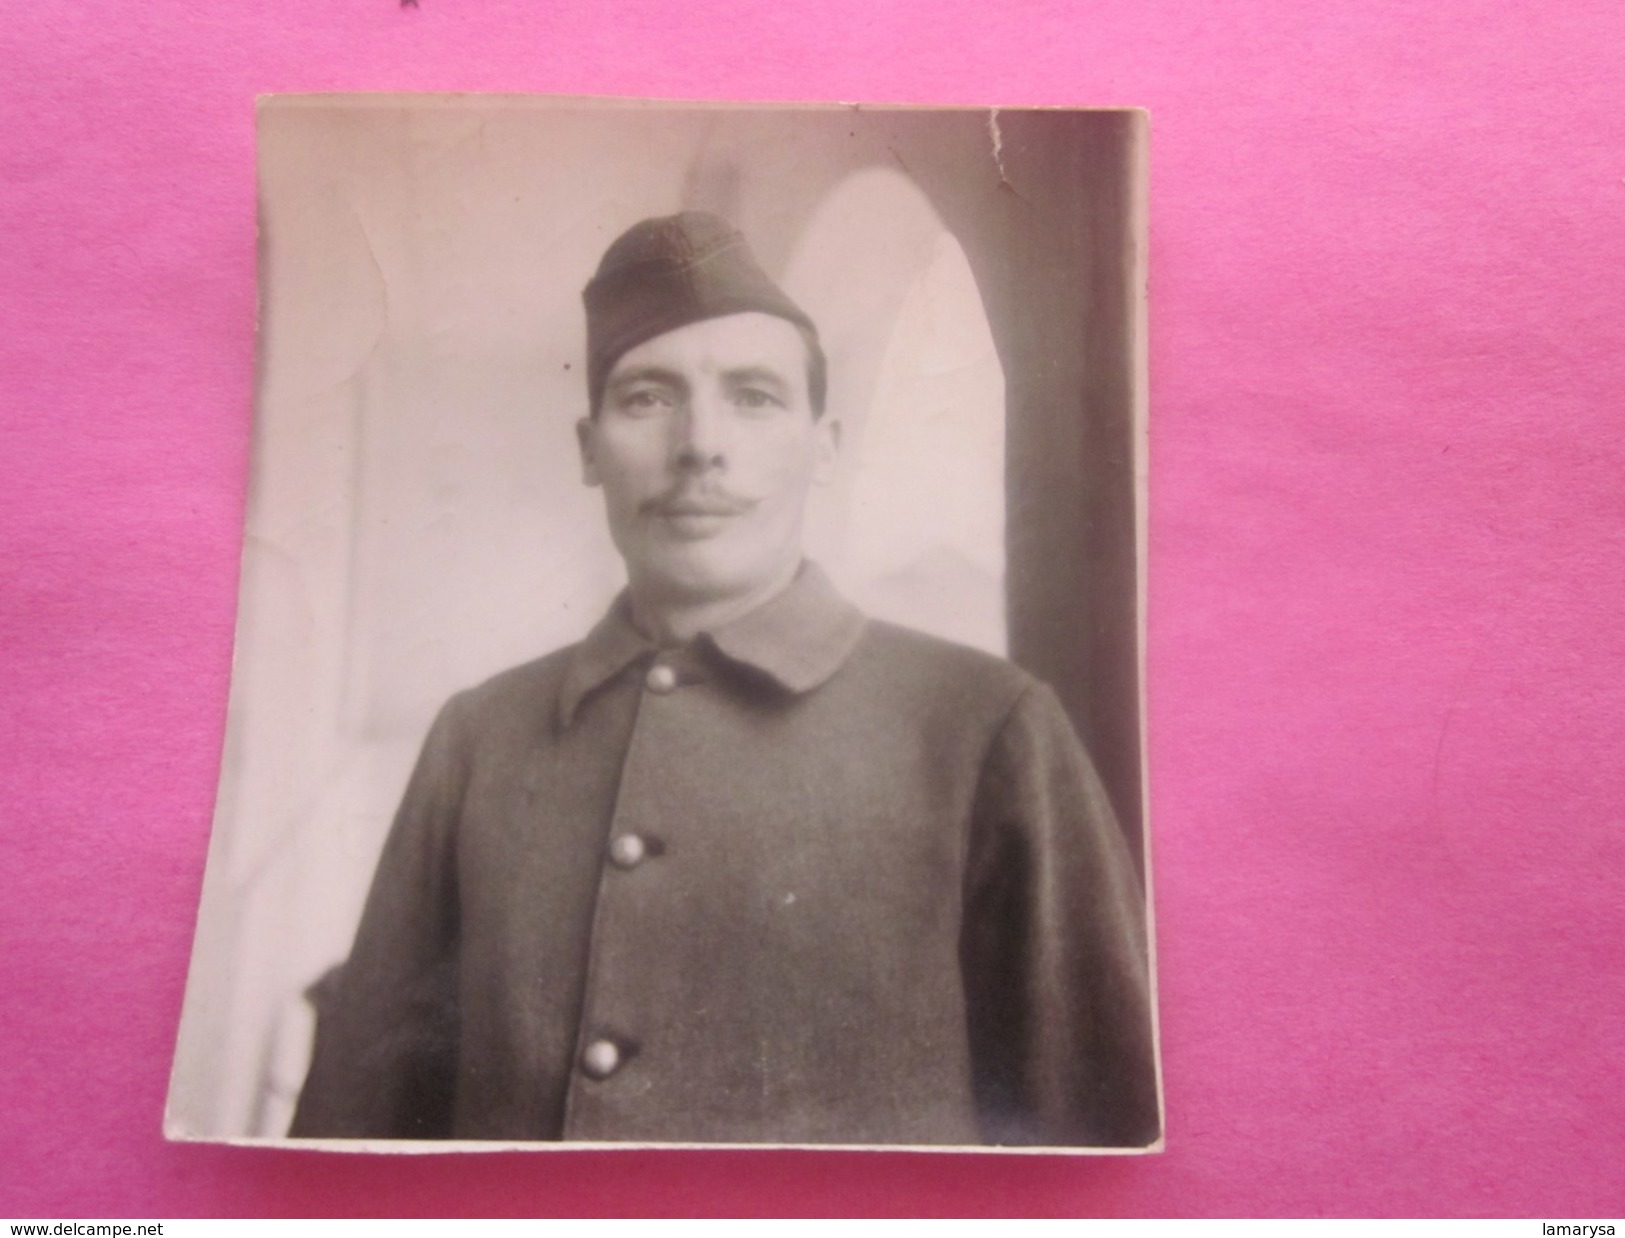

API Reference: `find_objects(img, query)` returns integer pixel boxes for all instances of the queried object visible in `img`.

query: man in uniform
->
[290,211,1160,1148]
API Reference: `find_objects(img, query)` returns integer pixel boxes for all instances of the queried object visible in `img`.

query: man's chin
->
[629,548,796,614]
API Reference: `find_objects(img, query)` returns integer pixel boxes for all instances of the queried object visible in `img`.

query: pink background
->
[3,0,1623,1219]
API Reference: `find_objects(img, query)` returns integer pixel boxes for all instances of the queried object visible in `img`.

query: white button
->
[645,663,678,693]
[608,834,647,869]
[581,1039,622,1080]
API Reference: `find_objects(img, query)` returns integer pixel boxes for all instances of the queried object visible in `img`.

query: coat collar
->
[557,562,866,726]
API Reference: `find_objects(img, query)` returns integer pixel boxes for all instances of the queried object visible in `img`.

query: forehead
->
[608,313,809,386]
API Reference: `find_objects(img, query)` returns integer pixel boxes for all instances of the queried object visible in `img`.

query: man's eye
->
[734,388,784,411]
[619,389,673,413]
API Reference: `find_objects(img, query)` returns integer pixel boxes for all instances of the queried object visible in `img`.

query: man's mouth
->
[654,499,750,517]
[645,491,755,538]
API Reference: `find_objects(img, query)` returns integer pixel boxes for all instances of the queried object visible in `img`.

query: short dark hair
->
[798,322,829,419]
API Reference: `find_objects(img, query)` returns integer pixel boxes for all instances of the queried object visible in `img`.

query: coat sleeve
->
[288,696,467,1139]
[960,680,1161,1148]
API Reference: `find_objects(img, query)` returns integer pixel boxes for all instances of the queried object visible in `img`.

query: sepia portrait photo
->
[167,96,1161,1151]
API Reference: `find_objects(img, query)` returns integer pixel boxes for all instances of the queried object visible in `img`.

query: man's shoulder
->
[845,619,1040,721]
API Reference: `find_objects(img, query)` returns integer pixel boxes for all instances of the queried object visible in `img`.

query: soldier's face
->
[578,313,839,613]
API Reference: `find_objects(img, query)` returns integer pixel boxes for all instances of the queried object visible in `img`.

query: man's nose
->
[671,394,728,471]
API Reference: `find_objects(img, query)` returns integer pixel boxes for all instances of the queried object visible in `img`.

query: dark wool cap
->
[583,212,819,413]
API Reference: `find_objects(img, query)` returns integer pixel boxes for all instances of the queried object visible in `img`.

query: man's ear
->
[812,415,841,486]
[576,417,601,487]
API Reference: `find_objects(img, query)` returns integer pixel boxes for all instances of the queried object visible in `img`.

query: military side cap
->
[583,211,818,412]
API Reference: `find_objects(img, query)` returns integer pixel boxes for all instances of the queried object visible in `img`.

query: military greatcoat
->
[290,565,1160,1147]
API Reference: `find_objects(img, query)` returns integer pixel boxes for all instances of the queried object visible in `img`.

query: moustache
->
[641,485,757,518]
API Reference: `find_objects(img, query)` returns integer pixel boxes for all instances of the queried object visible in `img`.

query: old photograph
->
[166,96,1160,1150]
